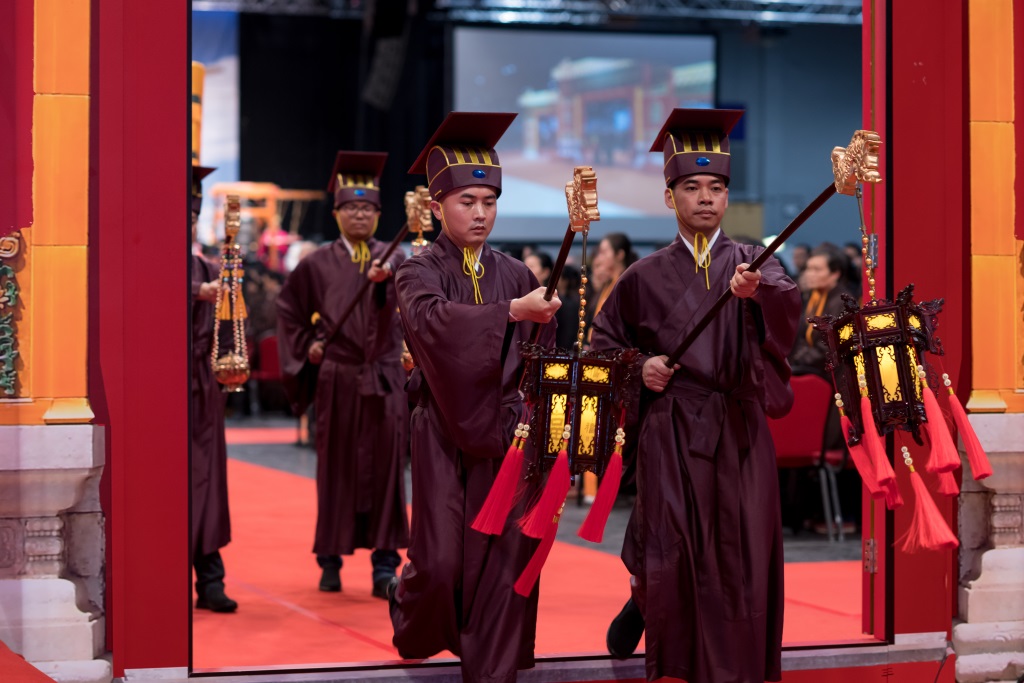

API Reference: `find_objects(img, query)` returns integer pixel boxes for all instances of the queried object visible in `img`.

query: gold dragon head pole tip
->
[832,130,883,196]
[224,194,242,241]
[566,166,600,233]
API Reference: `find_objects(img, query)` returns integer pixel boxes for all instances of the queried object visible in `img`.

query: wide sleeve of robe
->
[276,257,321,413]
[741,245,802,418]
[396,257,518,460]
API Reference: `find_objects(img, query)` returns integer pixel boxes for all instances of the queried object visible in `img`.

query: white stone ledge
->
[119,638,948,683]
[0,425,104,471]
[967,413,1024,455]
[953,620,1024,656]
[33,657,112,683]
[955,651,1024,683]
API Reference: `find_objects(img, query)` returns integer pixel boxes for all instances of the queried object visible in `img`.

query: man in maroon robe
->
[191,162,237,613]
[276,152,409,597]
[387,112,561,683]
[592,109,801,683]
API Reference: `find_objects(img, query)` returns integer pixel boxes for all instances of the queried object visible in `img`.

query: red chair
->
[768,374,848,541]
[247,333,283,416]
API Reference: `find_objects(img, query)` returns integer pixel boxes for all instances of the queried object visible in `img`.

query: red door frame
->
[93,0,964,675]
[91,0,191,675]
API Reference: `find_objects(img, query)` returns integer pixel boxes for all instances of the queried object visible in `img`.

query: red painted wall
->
[90,0,190,675]
[0,0,33,237]
[861,0,891,641]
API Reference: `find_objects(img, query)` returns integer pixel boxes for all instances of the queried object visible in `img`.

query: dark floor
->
[227,415,862,563]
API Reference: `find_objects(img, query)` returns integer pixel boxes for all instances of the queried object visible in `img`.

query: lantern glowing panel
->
[812,284,943,443]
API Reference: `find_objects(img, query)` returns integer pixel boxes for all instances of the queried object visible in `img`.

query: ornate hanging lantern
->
[469,166,642,596]
[210,195,250,392]
[808,134,991,551]
[816,284,943,442]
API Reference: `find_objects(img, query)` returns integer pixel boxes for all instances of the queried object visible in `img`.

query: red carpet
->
[224,426,298,444]
[0,642,53,683]
[194,456,865,671]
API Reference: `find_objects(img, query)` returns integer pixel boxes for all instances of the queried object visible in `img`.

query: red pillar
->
[888,0,967,637]
[90,0,190,675]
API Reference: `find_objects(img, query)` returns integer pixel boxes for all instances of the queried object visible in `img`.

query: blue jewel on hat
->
[354,189,366,196]
[696,157,711,167]
[472,169,486,178]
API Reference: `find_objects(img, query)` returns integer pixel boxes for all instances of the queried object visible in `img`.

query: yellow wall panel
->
[970,254,1017,390]
[29,245,88,399]
[32,95,89,247]
[34,0,90,96]
[969,0,1014,122]
[970,121,1016,256]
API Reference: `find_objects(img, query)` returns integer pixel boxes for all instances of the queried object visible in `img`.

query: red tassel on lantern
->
[840,414,883,499]
[860,395,896,490]
[519,447,571,539]
[922,383,961,474]
[578,450,622,543]
[471,435,526,536]
[897,469,958,553]
[936,470,959,497]
[514,517,558,597]
[883,479,904,510]
[947,388,993,480]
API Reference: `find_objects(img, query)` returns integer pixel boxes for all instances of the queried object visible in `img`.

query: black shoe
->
[197,585,238,613]
[319,566,342,592]
[372,576,393,600]
[385,576,400,617]
[606,597,644,658]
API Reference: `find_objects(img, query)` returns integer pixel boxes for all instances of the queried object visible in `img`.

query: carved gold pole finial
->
[832,130,882,196]
[406,185,433,255]
[565,166,600,233]
[563,166,601,350]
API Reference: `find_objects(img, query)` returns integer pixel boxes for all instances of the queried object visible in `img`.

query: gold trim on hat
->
[427,144,500,187]
[336,173,378,189]
[663,149,730,171]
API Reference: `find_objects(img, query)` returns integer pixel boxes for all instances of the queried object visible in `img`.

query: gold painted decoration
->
[548,393,568,454]
[582,364,610,384]
[865,312,897,331]
[578,395,598,456]
[544,363,570,380]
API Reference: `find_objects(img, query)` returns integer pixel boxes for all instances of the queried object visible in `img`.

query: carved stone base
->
[0,424,109,683]
[953,620,1024,683]
[0,578,103,661]
[32,659,112,683]
[955,413,1024,683]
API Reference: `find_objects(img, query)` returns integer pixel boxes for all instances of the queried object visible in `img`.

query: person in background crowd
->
[525,250,553,288]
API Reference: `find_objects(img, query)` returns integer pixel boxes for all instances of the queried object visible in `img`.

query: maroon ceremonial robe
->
[191,254,231,557]
[392,232,553,683]
[591,233,800,683]
[276,239,409,556]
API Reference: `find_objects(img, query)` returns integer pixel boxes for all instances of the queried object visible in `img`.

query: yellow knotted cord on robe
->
[436,204,486,304]
[462,247,485,304]
[693,232,711,290]
[804,289,826,345]
[669,191,711,290]
[336,213,378,273]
